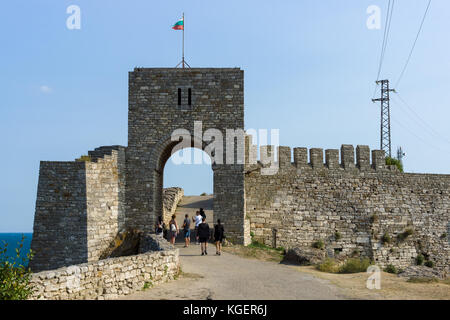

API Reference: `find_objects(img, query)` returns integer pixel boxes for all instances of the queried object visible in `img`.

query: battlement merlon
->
[244,137,399,173]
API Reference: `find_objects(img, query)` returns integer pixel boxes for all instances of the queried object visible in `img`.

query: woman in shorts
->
[169,215,178,245]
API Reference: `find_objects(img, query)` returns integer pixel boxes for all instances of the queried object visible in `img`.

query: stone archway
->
[125,68,248,244]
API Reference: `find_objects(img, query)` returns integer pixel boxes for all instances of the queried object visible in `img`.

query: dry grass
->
[292,265,450,300]
[222,243,284,263]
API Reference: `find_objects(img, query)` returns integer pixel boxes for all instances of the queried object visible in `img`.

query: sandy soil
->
[291,266,450,300]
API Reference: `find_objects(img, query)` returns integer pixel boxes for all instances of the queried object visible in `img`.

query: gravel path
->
[122,196,349,300]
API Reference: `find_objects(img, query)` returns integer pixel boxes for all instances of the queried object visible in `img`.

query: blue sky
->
[1,0,449,232]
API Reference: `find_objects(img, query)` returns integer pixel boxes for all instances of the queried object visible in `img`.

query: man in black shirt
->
[197,217,210,255]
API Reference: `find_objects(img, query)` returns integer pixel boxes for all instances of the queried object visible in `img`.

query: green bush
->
[312,240,324,250]
[316,258,339,273]
[0,236,34,300]
[384,264,398,274]
[416,254,425,265]
[381,233,391,244]
[424,260,434,268]
[334,232,342,241]
[142,281,153,290]
[385,157,403,172]
[351,249,360,257]
[397,228,414,242]
[200,192,207,196]
[75,155,91,162]
[316,258,373,274]
[338,258,372,274]
[440,233,447,239]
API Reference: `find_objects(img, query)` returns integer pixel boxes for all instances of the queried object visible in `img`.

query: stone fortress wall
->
[244,136,450,275]
[30,146,127,272]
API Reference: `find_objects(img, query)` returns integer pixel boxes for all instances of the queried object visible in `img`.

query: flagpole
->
[182,12,185,68]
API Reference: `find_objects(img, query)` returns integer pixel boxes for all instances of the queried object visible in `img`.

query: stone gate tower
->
[125,68,249,244]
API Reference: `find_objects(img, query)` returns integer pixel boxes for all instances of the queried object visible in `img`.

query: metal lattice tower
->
[372,80,395,157]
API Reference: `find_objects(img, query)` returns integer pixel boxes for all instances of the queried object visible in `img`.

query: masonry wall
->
[30,146,126,272]
[86,146,127,262]
[126,68,248,244]
[162,187,184,225]
[30,161,88,271]
[29,235,179,300]
[244,142,450,275]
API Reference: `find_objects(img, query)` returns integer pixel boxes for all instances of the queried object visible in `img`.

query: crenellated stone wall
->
[244,139,450,276]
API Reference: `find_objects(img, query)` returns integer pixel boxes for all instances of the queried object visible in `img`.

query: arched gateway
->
[125,68,248,244]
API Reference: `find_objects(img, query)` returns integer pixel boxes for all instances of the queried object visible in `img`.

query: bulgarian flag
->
[172,17,184,30]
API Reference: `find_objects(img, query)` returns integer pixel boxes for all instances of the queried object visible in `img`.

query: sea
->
[0,233,33,265]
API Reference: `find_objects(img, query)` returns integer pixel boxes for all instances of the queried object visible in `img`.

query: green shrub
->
[0,236,34,300]
[416,254,425,265]
[385,157,403,172]
[334,232,342,241]
[397,228,414,242]
[316,258,339,273]
[424,260,434,268]
[384,264,398,274]
[250,231,255,239]
[381,233,391,244]
[338,258,372,274]
[75,155,91,162]
[440,233,447,239]
[312,240,324,250]
[143,281,153,290]
[200,192,207,196]
[351,249,360,257]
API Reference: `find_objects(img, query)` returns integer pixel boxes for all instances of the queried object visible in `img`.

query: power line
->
[373,0,395,98]
[395,0,432,88]
[393,92,450,145]
[390,113,442,151]
[390,95,439,141]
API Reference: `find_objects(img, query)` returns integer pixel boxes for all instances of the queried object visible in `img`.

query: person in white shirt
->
[192,211,203,245]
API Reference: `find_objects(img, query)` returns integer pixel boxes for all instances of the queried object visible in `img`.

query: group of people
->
[155,208,225,256]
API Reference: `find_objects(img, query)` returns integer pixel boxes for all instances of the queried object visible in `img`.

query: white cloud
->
[39,85,52,94]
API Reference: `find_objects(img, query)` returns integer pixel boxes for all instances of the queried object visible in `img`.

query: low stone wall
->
[29,235,179,300]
